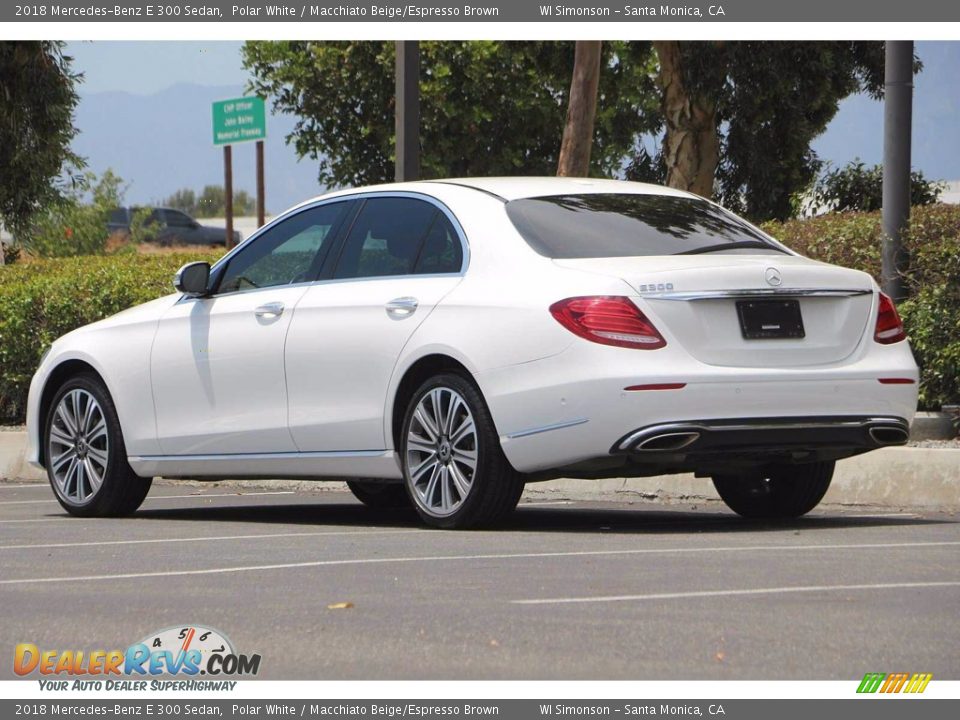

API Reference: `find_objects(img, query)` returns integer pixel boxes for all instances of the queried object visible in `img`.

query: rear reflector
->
[624,383,687,391]
[550,297,666,350]
[874,292,907,344]
[878,378,915,384]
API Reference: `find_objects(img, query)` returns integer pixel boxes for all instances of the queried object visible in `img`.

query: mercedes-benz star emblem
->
[765,267,782,287]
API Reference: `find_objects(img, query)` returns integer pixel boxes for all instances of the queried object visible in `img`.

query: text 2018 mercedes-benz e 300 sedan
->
[26,178,918,528]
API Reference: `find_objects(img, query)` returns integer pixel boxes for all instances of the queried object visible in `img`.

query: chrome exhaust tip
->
[868,426,909,446]
[635,431,701,452]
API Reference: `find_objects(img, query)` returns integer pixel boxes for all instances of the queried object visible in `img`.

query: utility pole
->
[881,40,913,302]
[395,41,420,182]
[223,145,234,248]
[256,139,266,228]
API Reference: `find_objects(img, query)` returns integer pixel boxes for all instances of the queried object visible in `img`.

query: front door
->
[150,200,353,455]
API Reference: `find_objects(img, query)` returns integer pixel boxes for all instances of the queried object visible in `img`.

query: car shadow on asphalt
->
[123,496,956,535]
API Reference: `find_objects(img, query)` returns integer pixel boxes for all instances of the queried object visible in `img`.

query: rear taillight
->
[874,292,907,344]
[550,296,666,350]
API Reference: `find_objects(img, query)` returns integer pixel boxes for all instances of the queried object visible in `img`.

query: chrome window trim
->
[203,190,471,297]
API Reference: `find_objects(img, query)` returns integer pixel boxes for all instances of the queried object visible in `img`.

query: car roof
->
[310,177,696,206]
[426,176,695,201]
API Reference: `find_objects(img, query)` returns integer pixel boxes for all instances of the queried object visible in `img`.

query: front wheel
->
[44,373,152,517]
[712,461,835,519]
[400,373,524,529]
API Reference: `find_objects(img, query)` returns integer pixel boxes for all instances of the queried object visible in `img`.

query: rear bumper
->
[483,338,919,476]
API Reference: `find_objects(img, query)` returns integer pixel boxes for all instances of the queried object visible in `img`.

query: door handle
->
[385,296,419,319]
[254,302,285,319]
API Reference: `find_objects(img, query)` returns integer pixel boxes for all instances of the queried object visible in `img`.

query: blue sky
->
[67,41,249,94]
[64,41,960,211]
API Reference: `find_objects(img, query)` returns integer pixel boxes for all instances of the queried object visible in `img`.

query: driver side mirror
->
[174,261,211,297]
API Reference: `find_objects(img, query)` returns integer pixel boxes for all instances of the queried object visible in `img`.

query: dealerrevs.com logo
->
[14,625,261,689]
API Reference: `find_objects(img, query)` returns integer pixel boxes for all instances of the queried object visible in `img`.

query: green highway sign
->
[212,96,266,146]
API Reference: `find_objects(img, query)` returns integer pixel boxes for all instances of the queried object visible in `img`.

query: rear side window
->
[505,194,785,258]
[415,212,463,274]
[334,197,463,279]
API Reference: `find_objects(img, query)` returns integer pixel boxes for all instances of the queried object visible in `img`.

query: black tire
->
[346,480,410,509]
[400,373,524,529]
[44,373,152,517]
[712,461,835,519]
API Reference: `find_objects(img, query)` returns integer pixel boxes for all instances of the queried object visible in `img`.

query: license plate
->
[736,299,805,339]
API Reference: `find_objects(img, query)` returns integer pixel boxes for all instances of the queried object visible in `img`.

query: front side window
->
[506,194,786,258]
[217,201,351,294]
[333,197,459,279]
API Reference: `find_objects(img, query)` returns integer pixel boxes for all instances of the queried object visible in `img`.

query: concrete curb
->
[2,430,957,509]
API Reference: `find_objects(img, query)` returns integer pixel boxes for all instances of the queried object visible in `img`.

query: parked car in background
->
[30,178,917,529]
[108,207,240,246]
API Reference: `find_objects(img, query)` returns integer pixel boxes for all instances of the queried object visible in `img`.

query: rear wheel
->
[346,480,409,509]
[400,373,524,529]
[44,373,152,517]
[712,461,835,519]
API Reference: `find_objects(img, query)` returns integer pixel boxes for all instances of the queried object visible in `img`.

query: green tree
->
[652,41,909,221]
[20,170,124,258]
[242,41,660,188]
[163,185,255,217]
[0,42,84,241]
[164,188,198,216]
[811,160,944,213]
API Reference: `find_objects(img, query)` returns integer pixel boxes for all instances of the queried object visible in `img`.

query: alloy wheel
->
[405,387,478,517]
[48,389,110,506]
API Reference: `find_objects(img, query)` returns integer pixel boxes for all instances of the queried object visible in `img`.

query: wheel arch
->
[36,359,111,468]
[388,352,490,453]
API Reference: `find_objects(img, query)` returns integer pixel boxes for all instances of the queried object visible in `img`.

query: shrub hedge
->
[0,204,957,423]
[762,203,960,410]
[0,251,222,423]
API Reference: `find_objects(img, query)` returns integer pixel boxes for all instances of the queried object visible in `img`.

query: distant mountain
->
[72,83,324,213]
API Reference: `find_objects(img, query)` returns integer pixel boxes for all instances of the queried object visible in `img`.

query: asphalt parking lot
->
[1,481,958,680]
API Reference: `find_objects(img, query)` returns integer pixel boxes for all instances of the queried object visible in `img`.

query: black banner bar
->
[3,699,959,720]
[5,0,960,23]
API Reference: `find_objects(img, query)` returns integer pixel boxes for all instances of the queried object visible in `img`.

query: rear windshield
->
[505,193,786,258]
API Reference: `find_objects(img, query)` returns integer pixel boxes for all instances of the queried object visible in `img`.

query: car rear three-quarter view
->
[25,178,919,529]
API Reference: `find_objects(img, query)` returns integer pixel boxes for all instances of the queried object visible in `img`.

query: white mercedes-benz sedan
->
[26,178,918,528]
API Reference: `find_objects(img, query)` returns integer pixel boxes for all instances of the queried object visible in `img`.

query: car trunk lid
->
[553,254,875,367]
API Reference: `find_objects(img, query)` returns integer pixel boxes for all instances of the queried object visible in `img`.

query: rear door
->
[285,194,466,452]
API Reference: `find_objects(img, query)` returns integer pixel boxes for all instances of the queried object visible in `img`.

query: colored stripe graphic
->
[857,672,932,693]
[857,673,886,693]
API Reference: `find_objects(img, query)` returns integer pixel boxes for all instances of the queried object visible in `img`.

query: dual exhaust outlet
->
[617,417,910,454]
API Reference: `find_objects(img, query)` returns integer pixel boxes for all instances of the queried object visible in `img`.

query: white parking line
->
[2,540,958,586]
[0,517,72,525]
[0,484,47,489]
[0,528,426,550]
[0,491,296,505]
[512,581,960,605]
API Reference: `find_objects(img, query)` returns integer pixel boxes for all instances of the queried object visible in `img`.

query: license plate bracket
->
[736,299,805,340]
